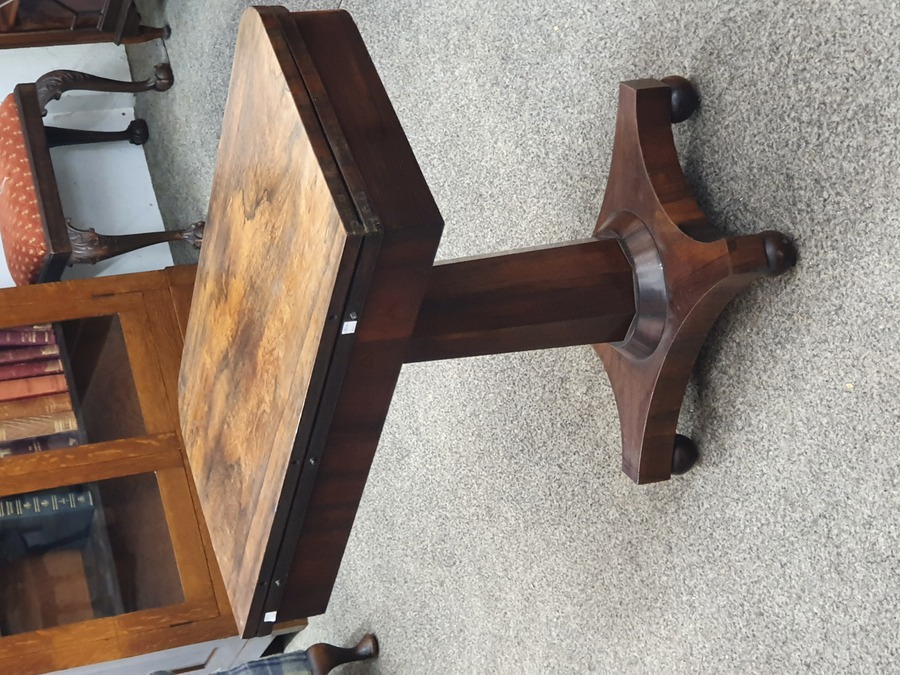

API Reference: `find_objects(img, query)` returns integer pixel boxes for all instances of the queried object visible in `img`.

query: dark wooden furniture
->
[0,266,307,675]
[0,0,167,50]
[180,6,796,639]
[0,63,202,285]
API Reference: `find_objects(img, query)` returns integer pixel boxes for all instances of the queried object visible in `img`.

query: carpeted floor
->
[128,1,900,672]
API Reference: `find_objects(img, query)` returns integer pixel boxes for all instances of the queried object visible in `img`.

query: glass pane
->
[0,473,183,635]
[60,315,146,443]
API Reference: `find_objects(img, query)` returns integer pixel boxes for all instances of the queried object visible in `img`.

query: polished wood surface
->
[180,7,442,637]
[593,80,795,483]
[179,6,360,638]
[407,238,635,362]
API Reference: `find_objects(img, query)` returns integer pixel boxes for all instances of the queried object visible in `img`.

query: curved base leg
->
[36,63,174,115]
[306,633,379,675]
[594,77,796,484]
[67,220,204,266]
[44,119,149,148]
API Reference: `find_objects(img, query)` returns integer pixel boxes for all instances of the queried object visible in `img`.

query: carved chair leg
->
[36,64,174,115]
[306,634,379,675]
[66,220,204,266]
[124,23,172,43]
[45,120,149,148]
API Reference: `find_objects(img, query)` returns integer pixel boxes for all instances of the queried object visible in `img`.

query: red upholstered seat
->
[0,93,48,286]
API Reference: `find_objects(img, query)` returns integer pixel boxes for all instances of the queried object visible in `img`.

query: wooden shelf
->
[0,268,283,674]
[0,0,167,50]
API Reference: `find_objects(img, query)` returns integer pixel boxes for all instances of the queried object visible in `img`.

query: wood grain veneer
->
[180,7,442,637]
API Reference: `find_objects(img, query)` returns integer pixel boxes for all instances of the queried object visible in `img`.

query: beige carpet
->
[129,1,900,672]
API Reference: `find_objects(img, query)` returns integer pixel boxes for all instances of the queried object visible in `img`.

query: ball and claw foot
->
[179,221,205,249]
[671,434,699,475]
[662,75,700,123]
[127,119,149,145]
[152,63,174,92]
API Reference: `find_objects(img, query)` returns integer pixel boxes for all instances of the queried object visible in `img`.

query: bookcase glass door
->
[0,471,183,635]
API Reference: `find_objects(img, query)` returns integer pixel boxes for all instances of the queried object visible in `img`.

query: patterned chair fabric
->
[0,93,48,286]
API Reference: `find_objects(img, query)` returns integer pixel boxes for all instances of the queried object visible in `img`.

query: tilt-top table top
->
[179,6,443,638]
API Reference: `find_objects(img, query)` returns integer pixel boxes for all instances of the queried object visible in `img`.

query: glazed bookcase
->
[0,266,298,675]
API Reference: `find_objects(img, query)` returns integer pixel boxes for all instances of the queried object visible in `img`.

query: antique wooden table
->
[179,6,796,638]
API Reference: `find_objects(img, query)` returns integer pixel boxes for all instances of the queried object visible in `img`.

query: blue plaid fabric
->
[150,651,312,675]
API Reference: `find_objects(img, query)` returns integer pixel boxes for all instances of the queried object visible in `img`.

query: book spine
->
[0,431,80,458]
[0,486,96,558]
[3,324,52,332]
[0,374,68,402]
[0,393,72,423]
[0,487,93,520]
[0,358,64,382]
[0,344,61,365]
[0,330,56,346]
[0,410,78,443]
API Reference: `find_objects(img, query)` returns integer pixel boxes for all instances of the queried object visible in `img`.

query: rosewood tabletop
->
[179,6,443,638]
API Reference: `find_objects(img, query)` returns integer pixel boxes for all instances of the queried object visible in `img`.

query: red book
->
[0,358,64,382]
[0,432,80,457]
[0,329,56,346]
[0,345,61,365]
[0,374,68,402]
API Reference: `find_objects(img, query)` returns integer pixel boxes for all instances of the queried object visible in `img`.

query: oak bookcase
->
[0,265,301,675]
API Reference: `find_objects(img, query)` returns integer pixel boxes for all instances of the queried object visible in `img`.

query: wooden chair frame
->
[9,63,202,284]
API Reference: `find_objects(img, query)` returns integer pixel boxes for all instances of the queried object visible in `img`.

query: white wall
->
[0,43,173,287]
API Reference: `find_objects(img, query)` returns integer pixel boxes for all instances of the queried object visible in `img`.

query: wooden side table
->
[180,6,796,638]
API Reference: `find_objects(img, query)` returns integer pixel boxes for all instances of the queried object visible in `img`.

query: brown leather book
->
[0,358,64,382]
[4,324,52,332]
[0,393,72,424]
[0,374,68,402]
[0,344,61,365]
[0,410,78,443]
[0,328,56,346]
[0,431,79,457]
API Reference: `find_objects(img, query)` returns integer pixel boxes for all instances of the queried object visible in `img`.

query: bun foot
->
[671,434,698,475]
[761,230,798,275]
[662,75,700,123]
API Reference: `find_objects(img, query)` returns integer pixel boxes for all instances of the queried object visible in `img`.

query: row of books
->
[0,324,80,457]
[0,326,101,634]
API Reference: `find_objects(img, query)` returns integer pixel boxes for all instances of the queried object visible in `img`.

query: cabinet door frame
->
[0,272,236,672]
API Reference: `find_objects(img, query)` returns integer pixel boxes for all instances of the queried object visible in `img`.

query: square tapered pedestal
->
[179,7,443,638]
